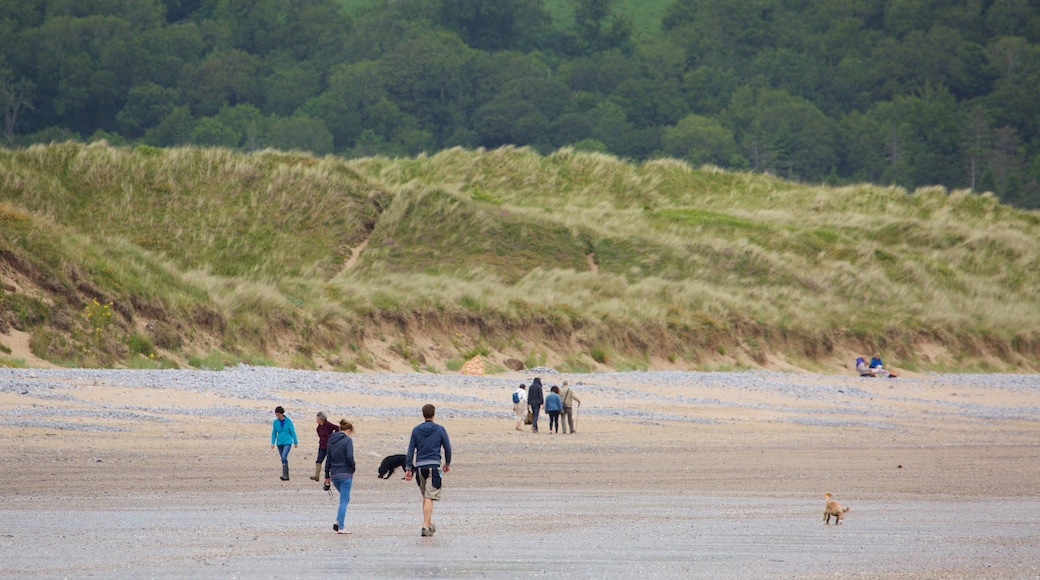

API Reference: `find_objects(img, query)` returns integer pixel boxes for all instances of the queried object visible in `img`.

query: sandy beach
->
[2,367,1039,578]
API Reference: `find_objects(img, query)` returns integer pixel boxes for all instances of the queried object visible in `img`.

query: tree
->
[896,84,965,187]
[469,51,551,106]
[306,61,375,148]
[986,36,1033,78]
[116,82,178,137]
[265,116,334,155]
[161,0,204,23]
[209,0,310,55]
[1021,153,1040,209]
[190,116,238,147]
[261,60,322,117]
[862,85,963,189]
[501,76,572,120]
[987,125,1024,197]
[269,0,352,66]
[570,138,608,153]
[662,0,781,69]
[572,0,633,54]
[682,66,740,115]
[837,109,888,183]
[821,54,875,114]
[305,60,413,151]
[560,50,641,95]
[610,39,686,127]
[586,99,631,154]
[25,13,152,135]
[962,105,990,191]
[868,27,995,100]
[395,127,437,156]
[379,31,474,143]
[473,98,537,147]
[137,22,207,88]
[1,69,34,144]
[550,112,593,147]
[726,86,838,180]
[984,0,1036,36]
[344,3,434,62]
[748,48,823,104]
[874,104,915,187]
[662,114,744,168]
[881,0,939,37]
[435,0,552,51]
[143,105,194,147]
[214,103,264,150]
[348,129,383,157]
[180,49,259,117]
[983,43,1040,145]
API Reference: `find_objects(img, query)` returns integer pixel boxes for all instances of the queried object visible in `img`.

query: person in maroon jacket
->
[310,411,340,481]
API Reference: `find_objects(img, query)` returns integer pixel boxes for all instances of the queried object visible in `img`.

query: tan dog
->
[823,492,850,524]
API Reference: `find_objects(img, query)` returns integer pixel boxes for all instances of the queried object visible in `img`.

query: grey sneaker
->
[429,522,436,533]
[421,527,434,537]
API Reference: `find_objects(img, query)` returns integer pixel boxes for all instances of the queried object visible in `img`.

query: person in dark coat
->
[324,419,356,534]
[527,377,544,433]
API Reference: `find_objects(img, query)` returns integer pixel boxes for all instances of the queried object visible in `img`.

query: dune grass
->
[2,142,1039,370]
[348,147,1040,333]
[3,142,382,279]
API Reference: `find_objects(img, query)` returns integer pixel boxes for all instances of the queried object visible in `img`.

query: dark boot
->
[280,463,289,481]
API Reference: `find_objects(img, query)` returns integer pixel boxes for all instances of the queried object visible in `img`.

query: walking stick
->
[573,402,579,433]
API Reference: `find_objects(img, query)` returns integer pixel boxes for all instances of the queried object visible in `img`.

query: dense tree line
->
[2,0,1039,207]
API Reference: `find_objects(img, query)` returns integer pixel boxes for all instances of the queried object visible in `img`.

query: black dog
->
[377,454,407,479]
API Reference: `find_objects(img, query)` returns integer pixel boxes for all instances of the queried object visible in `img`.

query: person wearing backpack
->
[512,384,527,431]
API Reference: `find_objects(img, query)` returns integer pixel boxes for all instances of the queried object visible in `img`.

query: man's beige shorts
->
[414,466,442,501]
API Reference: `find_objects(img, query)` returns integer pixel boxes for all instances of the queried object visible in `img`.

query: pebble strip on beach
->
[2,365,1038,432]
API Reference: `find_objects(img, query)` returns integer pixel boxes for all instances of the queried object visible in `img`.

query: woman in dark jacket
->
[324,419,356,534]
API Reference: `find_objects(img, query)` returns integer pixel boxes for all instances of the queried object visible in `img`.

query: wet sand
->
[2,369,1040,578]
[6,489,1040,578]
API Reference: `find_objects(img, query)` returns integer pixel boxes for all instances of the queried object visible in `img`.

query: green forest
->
[3,0,1040,208]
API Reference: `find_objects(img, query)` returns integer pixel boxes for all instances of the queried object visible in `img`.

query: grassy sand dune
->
[2,142,1039,372]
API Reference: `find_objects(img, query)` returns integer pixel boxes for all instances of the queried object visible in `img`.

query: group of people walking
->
[270,377,578,536]
[269,404,451,537]
[513,377,581,434]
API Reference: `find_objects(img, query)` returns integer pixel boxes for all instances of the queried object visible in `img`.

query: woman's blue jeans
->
[333,478,353,528]
[277,444,291,464]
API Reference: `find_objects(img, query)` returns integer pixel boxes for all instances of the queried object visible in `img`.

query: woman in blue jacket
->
[324,419,356,534]
[545,385,563,434]
[270,406,298,481]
